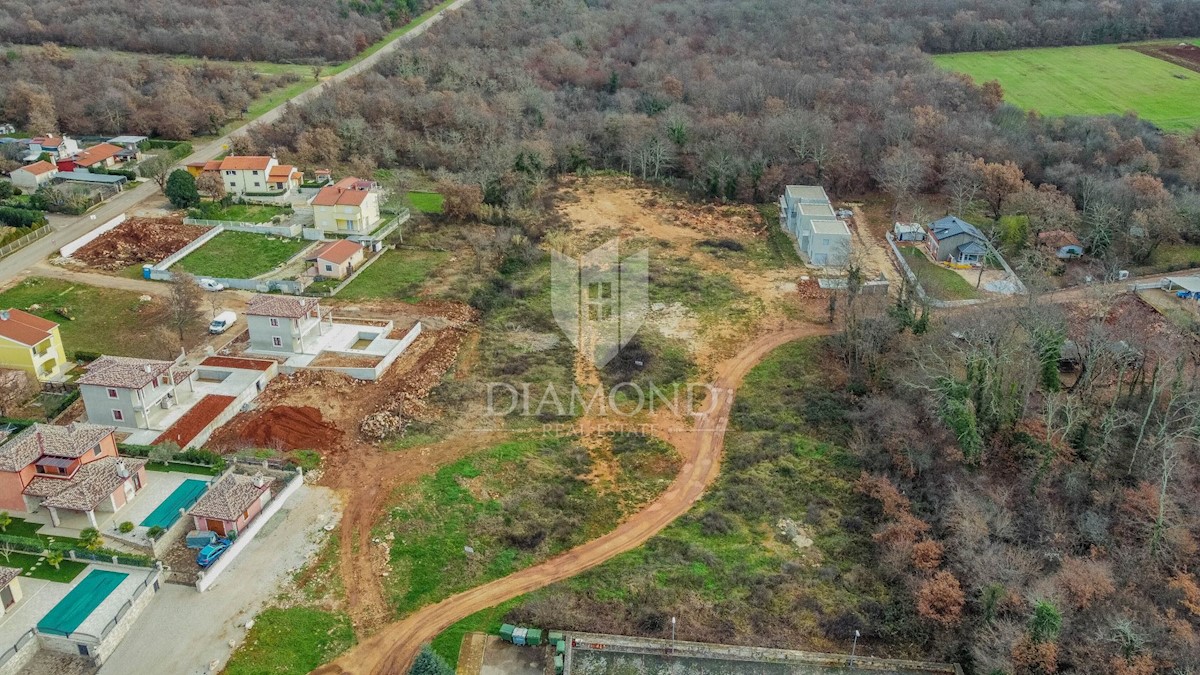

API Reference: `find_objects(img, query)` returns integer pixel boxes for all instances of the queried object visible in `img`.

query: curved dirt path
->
[314,324,830,675]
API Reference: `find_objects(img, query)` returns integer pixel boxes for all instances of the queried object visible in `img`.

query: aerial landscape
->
[1,1,1200,674]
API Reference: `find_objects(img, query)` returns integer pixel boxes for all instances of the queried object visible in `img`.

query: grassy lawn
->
[0,552,88,583]
[0,277,167,359]
[174,231,307,279]
[381,434,679,617]
[191,203,289,223]
[407,191,444,214]
[334,249,448,301]
[934,41,1200,132]
[901,247,980,301]
[1151,243,1200,268]
[224,607,355,675]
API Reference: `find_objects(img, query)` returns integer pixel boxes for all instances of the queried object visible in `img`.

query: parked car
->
[208,311,237,334]
[196,538,232,568]
[197,278,224,292]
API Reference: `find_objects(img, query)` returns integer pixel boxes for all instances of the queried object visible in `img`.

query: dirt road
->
[314,323,830,675]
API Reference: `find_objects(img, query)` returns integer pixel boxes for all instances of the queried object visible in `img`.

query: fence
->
[195,470,303,592]
[183,217,302,237]
[885,233,991,309]
[0,224,52,259]
[0,629,36,675]
[59,213,126,258]
[320,246,390,297]
[153,224,223,270]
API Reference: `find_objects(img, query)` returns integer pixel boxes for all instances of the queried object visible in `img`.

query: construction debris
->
[74,217,207,271]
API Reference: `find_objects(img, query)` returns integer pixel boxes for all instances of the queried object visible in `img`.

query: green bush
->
[147,525,165,540]
[292,450,321,471]
[118,521,134,534]
[73,350,102,362]
[0,206,45,228]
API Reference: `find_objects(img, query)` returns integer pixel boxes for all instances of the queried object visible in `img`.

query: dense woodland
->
[0,45,296,139]
[0,0,440,62]
[247,0,1200,273]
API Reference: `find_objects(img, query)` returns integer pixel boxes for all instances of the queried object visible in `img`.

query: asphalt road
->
[0,0,472,288]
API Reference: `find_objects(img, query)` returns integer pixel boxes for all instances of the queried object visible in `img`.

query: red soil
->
[199,356,277,372]
[233,405,342,451]
[153,394,236,448]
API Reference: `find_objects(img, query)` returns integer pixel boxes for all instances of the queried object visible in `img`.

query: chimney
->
[252,472,265,488]
[144,364,153,373]
[35,430,45,456]
[116,460,129,478]
[0,310,9,321]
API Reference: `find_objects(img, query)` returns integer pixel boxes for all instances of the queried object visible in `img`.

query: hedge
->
[117,443,225,468]
[89,166,137,181]
[145,140,194,161]
[0,206,45,228]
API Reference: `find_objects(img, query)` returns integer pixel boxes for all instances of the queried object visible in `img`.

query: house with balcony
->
[78,355,277,447]
[309,176,382,234]
[0,309,68,382]
[24,135,79,163]
[201,156,302,196]
[244,294,421,381]
[0,422,147,529]
[926,215,989,266]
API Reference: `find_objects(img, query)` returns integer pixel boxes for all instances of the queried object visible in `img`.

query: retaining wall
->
[59,213,126,258]
[194,471,303,592]
[184,218,301,237]
[153,224,223,270]
[0,631,37,675]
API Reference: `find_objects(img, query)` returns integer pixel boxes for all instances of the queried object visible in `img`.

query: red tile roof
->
[0,308,57,347]
[17,160,57,177]
[74,143,123,167]
[218,156,272,171]
[267,164,295,178]
[308,239,363,265]
[311,185,370,207]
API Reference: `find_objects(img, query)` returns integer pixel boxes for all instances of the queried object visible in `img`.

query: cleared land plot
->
[174,231,308,279]
[0,277,167,358]
[334,249,449,301]
[407,191,445,214]
[934,41,1200,131]
[901,247,980,301]
[224,606,355,675]
[570,646,944,675]
[191,204,289,223]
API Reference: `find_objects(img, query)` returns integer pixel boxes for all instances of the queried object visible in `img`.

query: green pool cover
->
[140,479,209,529]
[37,570,128,636]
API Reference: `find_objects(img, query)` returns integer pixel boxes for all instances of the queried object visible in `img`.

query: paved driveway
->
[97,484,341,675]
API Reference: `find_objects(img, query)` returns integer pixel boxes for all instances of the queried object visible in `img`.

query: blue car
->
[196,538,232,568]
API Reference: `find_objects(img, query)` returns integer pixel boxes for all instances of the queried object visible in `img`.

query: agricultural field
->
[934,40,1200,131]
[0,277,174,359]
[173,231,308,279]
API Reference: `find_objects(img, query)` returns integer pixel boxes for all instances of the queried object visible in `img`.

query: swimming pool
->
[140,479,209,529]
[37,569,129,636]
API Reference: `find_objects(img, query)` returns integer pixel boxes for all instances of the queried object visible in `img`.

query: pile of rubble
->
[73,217,207,271]
[359,326,470,440]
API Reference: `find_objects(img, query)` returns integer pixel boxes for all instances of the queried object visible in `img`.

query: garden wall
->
[184,217,301,237]
[59,213,126,258]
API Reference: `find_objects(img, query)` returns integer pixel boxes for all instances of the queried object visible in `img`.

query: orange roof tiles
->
[0,308,57,347]
[218,156,273,171]
[18,160,57,177]
[309,239,363,265]
[73,143,123,167]
[311,185,370,207]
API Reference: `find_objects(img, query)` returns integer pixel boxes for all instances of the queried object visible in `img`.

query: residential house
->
[78,356,193,430]
[0,422,147,528]
[1038,230,1084,259]
[71,143,124,170]
[312,169,333,185]
[204,156,301,195]
[927,216,988,265]
[9,161,57,191]
[0,567,21,617]
[25,135,79,162]
[308,239,365,280]
[0,309,68,382]
[188,471,274,538]
[245,295,326,353]
[778,185,852,266]
[309,176,381,234]
[893,222,926,242]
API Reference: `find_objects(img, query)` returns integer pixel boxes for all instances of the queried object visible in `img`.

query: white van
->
[208,311,237,335]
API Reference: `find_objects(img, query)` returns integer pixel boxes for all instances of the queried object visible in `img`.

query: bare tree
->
[164,272,205,349]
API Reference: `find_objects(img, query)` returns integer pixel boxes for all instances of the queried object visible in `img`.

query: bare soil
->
[72,216,206,271]
[1130,43,1200,74]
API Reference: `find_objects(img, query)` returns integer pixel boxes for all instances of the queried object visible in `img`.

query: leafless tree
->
[164,272,205,349]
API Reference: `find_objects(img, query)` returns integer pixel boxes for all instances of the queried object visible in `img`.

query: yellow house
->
[0,309,68,381]
[309,177,381,234]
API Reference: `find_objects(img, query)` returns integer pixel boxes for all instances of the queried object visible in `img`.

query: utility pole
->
[850,629,860,665]
[670,616,676,656]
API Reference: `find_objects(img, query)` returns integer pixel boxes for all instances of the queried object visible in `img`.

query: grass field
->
[174,231,307,278]
[190,203,289,223]
[407,191,445,214]
[0,277,168,359]
[334,249,448,301]
[901,247,980,301]
[224,607,355,675]
[934,41,1200,131]
[1,552,87,583]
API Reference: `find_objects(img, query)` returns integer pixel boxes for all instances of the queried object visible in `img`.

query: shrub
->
[147,525,165,540]
[165,170,200,208]
[292,449,321,471]
[0,206,45,228]
[79,527,105,552]
[73,350,102,362]
[118,521,134,534]
[45,550,63,569]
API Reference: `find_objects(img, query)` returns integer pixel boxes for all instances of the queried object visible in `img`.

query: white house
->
[9,160,57,190]
[205,156,302,195]
[779,185,852,266]
[25,135,79,162]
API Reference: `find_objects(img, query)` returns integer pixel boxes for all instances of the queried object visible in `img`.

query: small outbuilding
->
[9,160,57,190]
[1038,230,1084,259]
[308,239,365,280]
[893,222,925,242]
